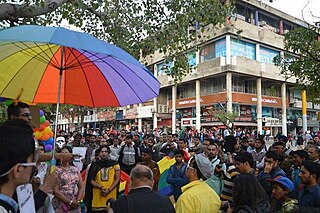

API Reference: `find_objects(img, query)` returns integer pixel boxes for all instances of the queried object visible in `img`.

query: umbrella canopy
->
[0,25,160,107]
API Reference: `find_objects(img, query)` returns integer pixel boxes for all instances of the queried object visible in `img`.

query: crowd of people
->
[1,102,320,213]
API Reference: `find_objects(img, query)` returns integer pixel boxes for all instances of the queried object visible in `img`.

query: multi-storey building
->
[57,0,319,136]
[140,0,320,136]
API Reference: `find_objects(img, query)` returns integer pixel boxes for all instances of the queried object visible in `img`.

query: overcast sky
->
[265,0,319,24]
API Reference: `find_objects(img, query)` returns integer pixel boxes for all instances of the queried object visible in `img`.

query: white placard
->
[72,147,87,171]
[16,184,35,213]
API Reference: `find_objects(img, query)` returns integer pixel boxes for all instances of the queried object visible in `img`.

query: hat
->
[266,176,294,192]
[194,154,213,179]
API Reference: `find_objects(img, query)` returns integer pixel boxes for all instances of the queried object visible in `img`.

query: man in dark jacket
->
[111,165,175,213]
[258,150,286,198]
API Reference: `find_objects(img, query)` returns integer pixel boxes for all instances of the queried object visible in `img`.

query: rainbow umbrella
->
[0,25,160,165]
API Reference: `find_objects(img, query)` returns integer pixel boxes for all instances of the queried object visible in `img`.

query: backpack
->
[0,199,15,213]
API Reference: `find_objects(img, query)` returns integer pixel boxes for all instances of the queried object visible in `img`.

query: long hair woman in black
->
[230,173,271,213]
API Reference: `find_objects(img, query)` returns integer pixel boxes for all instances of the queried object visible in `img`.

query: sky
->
[265,0,320,24]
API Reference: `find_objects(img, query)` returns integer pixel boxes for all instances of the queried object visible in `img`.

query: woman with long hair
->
[228,173,271,213]
[52,146,84,213]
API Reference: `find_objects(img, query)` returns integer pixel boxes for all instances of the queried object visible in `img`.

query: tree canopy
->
[274,21,320,101]
[0,0,233,81]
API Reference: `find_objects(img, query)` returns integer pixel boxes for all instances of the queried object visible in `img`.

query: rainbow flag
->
[157,156,176,195]
[118,171,130,197]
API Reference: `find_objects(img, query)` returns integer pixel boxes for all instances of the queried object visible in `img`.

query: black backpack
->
[0,199,16,212]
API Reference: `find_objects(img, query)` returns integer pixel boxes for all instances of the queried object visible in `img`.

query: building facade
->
[142,0,320,136]
[57,0,319,136]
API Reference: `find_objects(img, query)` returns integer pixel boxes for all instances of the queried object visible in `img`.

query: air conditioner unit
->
[262,117,267,122]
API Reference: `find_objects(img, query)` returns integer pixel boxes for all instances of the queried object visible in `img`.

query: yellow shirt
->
[176,180,221,213]
[92,164,120,209]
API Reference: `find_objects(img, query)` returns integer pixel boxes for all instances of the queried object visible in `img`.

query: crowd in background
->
[1,102,320,213]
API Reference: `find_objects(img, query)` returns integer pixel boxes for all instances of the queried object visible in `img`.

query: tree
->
[208,103,238,134]
[0,0,234,82]
[274,20,320,101]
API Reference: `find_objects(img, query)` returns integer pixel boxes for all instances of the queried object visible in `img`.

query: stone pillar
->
[172,85,177,134]
[226,35,231,65]
[196,80,201,131]
[255,10,259,26]
[257,78,263,135]
[256,43,260,61]
[153,66,158,130]
[281,83,287,136]
[226,72,232,112]
[250,11,255,25]
[279,19,284,35]
[138,103,142,132]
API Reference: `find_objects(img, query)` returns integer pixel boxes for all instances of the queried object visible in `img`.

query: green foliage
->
[0,102,7,123]
[207,104,237,133]
[0,0,234,83]
[274,21,320,102]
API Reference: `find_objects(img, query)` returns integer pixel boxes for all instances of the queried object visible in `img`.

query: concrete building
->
[56,0,319,136]
[141,0,320,136]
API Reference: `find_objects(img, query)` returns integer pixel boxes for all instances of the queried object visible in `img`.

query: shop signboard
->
[125,108,137,119]
[239,105,252,117]
[137,106,154,118]
[98,111,115,121]
[181,118,197,127]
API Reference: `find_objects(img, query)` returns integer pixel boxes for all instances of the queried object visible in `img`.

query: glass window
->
[215,38,226,58]
[260,46,280,64]
[200,43,215,62]
[200,76,225,95]
[231,38,256,60]
[156,61,173,76]
[187,51,197,67]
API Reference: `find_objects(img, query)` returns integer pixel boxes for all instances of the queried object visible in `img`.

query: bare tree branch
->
[0,0,71,21]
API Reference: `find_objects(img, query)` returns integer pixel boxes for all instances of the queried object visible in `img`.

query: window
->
[233,76,256,94]
[200,77,225,95]
[200,43,215,62]
[231,38,256,60]
[215,38,226,58]
[156,61,173,76]
[260,46,280,64]
[261,82,281,97]
[177,83,196,99]
[187,51,197,67]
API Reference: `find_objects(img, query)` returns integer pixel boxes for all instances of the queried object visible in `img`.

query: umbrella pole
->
[52,47,65,161]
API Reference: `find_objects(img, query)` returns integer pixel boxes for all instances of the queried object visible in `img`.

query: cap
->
[266,176,294,192]
[194,154,213,179]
